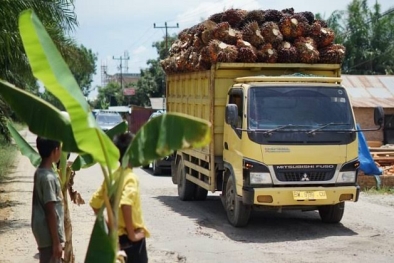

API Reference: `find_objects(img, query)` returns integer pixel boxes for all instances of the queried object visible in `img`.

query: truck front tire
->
[225,175,251,227]
[318,202,345,223]
[177,160,195,201]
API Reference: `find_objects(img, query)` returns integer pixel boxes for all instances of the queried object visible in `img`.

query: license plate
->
[293,191,327,200]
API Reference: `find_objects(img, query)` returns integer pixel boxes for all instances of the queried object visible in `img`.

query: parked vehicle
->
[95,110,123,131]
[142,110,173,175]
[166,62,384,227]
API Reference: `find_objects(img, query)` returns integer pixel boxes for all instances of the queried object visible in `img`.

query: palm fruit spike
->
[294,37,320,63]
[256,43,278,63]
[264,9,284,22]
[319,44,346,64]
[242,21,265,47]
[313,27,335,48]
[241,9,265,27]
[277,41,298,63]
[221,8,247,29]
[261,21,283,48]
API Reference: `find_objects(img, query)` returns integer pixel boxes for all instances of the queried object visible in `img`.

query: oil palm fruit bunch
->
[236,39,257,62]
[217,43,239,63]
[277,41,298,63]
[256,43,278,63]
[313,27,335,48]
[264,9,284,22]
[221,8,247,28]
[279,15,309,40]
[209,12,224,23]
[213,22,241,45]
[261,21,283,48]
[294,37,320,63]
[281,8,295,16]
[297,11,314,24]
[198,46,212,70]
[319,44,346,64]
[242,21,265,47]
[240,9,265,27]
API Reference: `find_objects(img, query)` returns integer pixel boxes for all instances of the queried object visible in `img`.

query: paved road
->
[1,131,394,262]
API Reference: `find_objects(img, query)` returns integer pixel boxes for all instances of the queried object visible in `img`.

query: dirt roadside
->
[1,131,394,263]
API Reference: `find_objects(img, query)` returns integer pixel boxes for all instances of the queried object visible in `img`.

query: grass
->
[0,120,25,181]
[0,138,17,181]
[363,186,394,195]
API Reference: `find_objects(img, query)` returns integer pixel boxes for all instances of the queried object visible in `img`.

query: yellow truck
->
[166,63,383,227]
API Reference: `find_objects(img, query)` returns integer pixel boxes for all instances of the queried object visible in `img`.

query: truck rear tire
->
[152,160,162,175]
[177,160,195,201]
[318,202,345,223]
[225,176,251,227]
[194,186,208,201]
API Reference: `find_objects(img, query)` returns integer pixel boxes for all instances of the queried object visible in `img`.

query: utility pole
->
[113,51,130,90]
[154,22,179,102]
[153,22,179,57]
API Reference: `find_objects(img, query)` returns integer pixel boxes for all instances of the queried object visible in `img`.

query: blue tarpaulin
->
[357,124,383,176]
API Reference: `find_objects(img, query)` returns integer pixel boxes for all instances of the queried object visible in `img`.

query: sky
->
[72,0,393,99]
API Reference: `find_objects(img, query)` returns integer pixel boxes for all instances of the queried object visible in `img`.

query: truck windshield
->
[248,86,354,131]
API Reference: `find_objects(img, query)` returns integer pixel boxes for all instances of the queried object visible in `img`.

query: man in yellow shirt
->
[90,132,149,263]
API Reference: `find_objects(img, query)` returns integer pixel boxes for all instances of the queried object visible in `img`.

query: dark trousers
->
[38,246,62,263]
[119,235,148,263]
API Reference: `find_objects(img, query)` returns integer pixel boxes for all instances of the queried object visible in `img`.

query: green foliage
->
[322,0,394,74]
[19,9,120,170]
[0,138,17,180]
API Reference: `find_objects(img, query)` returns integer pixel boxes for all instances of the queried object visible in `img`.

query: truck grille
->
[273,165,336,182]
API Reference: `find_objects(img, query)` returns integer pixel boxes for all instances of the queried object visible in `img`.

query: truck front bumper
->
[242,185,360,206]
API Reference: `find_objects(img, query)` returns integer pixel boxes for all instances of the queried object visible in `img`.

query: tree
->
[322,0,394,74]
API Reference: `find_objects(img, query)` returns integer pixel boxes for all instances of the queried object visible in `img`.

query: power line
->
[113,51,130,90]
[153,22,179,55]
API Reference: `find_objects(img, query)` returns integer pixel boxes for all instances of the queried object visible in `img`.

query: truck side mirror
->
[374,106,384,126]
[225,104,238,127]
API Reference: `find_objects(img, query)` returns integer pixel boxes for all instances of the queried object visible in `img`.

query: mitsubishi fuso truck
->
[166,63,383,227]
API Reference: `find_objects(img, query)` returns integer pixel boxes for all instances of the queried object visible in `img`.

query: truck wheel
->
[152,160,162,175]
[225,176,251,227]
[177,160,195,201]
[318,202,345,223]
[194,185,208,201]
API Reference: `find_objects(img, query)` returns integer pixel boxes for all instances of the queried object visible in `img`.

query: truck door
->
[223,89,244,191]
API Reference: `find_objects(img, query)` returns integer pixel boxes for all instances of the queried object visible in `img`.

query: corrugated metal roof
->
[342,75,394,108]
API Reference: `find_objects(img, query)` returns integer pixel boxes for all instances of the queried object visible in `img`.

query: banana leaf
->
[72,121,128,171]
[19,10,119,171]
[7,122,41,167]
[0,80,79,152]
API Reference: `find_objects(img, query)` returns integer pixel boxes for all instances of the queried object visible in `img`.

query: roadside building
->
[342,75,394,145]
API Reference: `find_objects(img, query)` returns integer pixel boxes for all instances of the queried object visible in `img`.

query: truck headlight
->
[250,172,272,184]
[337,171,356,183]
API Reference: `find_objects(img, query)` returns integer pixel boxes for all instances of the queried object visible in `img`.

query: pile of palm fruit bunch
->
[161,8,346,74]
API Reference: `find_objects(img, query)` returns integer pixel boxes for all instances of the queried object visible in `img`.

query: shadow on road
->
[155,195,357,243]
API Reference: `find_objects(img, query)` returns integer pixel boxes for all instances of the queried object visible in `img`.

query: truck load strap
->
[234,76,342,84]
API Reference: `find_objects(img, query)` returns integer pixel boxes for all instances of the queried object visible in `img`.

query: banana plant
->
[0,9,211,263]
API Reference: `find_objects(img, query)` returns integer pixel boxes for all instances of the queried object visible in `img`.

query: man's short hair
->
[36,136,61,158]
[113,132,135,162]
